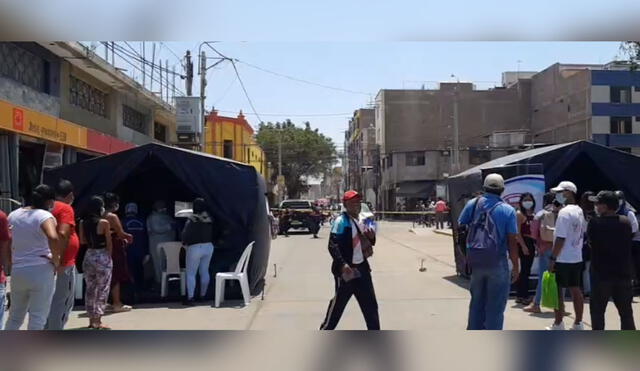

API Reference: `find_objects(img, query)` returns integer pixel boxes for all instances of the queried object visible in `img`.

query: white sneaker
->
[570,322,585,330]
[546,322,565,330]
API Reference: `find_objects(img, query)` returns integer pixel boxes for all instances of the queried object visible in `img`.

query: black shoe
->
[195,296,207,303]
[182,299,195,307]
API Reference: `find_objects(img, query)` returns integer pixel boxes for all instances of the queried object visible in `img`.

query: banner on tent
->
[482,164,545,212]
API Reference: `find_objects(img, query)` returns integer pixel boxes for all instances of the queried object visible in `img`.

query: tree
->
[620,41,640,70]
[256,120,337,198]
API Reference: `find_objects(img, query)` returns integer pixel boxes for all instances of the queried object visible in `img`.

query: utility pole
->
[104,41,108,61]
[165,59,169,102]
[200,50,207,152]
[142,42,146,89]
[172,65,176,105]
[111,41,115,66]
[150,43,156,92]
[185,50,193,96]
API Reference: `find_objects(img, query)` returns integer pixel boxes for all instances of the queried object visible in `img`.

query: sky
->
[149,42,624,147]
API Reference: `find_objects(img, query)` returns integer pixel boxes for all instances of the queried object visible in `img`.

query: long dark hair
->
[30,184,55,210]
[518,192,536,214]
[103,192,119,212]
[83,196,105,241]
[192,198,207,215]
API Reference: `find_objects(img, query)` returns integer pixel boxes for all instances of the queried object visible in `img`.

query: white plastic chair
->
[214,241,255,307]
[159,241,186,298]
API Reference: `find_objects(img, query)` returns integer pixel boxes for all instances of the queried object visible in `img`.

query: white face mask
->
[100,207,106,217]
[555,193,567,205]
[522,201,534,210]
[619,199,624,207]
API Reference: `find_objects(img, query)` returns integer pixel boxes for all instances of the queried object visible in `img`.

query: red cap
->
[343,190,362,202]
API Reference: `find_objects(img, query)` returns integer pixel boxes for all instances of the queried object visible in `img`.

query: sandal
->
[523,305,542,313]
[112,305,132,313]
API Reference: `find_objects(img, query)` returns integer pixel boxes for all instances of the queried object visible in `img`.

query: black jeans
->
[435,212,445,230]
[320,266,380,330]
[589,276,636,330]
[516,237,536,299]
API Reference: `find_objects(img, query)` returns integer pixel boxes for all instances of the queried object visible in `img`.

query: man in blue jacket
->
[320,190,379,330]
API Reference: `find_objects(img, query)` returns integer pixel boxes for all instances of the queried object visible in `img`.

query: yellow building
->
[204,110,268,177]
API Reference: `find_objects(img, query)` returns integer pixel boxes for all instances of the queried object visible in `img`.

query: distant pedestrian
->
[45,179,80,330]
[103,193,133,313]
[181,198,215,306]
[308,207,321,238]
[80,196,113,330]
[588,191,635,330]
[458,174,520,330]
[5,185,59,330]
[547,181,585,330]
[320,190,379,330]
[279,209,291,237]
[524,192,558,313]
[0,208,11,327]
[435,198,447,230]
[514,192,536,306]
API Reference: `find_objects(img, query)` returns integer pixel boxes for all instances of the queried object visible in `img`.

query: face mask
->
[114,204,120,212]
[100,207,106,216]
[48,204,55,212]
[555,193,567,205]
[522,201,534,210]
[619,200,624,207]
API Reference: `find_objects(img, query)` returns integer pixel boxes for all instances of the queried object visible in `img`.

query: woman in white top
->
[4,185,60,330]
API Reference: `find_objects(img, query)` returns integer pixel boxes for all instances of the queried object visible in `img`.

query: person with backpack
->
[458,173,520,330]
[524,192,558,313]
[547,181,586,330]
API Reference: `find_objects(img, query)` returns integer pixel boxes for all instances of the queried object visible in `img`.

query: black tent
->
[44,143,271,295]
[448,140,640,275]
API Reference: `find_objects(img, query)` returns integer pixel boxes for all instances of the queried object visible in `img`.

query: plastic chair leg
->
[180,272,186,296]
[215,277,224,307]
[161,272,167,297]
[240,277,251,306]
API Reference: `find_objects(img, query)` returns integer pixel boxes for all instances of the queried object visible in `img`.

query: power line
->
[160,42,185,68]
[229,59,263,125]
[234,59,372,96]
[215,110,351,117]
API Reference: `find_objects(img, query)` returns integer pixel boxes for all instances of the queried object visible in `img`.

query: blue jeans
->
[0,282,5,328]
[185,243,214,300]
[534,249,552,306]
[468,259,510,330]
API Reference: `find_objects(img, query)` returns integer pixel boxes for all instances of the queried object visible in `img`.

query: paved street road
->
[63,221,640,330]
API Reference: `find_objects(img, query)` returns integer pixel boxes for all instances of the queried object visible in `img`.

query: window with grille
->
[69,75,107,117]
[123,105,147,134]
[0,43,47,93]
[154,122,167,142]
[405,151,425,166]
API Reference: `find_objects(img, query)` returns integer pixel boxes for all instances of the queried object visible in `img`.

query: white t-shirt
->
[624,210,639,238]
[350,219,364,264]
[553,204,584,263]
[8,208,56,269]
[634,213,640,242]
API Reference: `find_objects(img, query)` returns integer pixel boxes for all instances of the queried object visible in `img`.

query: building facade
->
[530,62,640,155]
[344,108,376,200]
[204,110,268,177]
[374,81,531,211]
[0,42,177,211]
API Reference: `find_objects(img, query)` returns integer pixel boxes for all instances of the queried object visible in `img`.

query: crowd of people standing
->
[0,179,221,330]
[459,174,639,330]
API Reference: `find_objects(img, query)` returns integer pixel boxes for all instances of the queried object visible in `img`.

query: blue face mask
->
[555,193,567,205]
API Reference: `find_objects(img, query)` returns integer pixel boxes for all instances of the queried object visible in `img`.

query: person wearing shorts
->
[547,181,586,331]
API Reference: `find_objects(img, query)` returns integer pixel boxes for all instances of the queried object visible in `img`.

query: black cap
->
[594,191,619,209]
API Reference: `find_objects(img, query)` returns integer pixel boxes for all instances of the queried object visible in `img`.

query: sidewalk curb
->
[433,229,453,237]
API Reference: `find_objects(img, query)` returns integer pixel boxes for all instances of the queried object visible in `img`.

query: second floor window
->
[0,43,48,93]
[610,117,632,134]
[610,86,631,104]
[223,140,233,159]
[154,122,167,142]
[405,151,425,166]
[123,105,147,134]
[69,75,107,117]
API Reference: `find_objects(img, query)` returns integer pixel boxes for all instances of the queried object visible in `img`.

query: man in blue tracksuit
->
[123,203,149,298]
[320,190,379,330]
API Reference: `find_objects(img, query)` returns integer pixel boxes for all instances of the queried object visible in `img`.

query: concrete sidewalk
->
[56,221,640,330]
